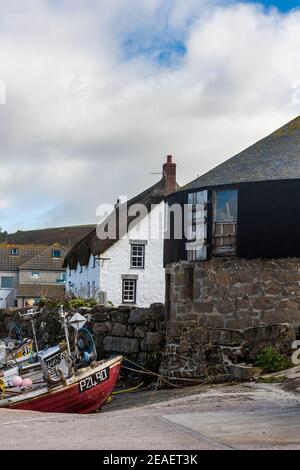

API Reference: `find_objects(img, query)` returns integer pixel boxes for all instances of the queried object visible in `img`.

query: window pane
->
[123,279,136,303]
[52,250,61,258]
[215,190,237,222]
[131,245,144,268]
[1,277,13,288]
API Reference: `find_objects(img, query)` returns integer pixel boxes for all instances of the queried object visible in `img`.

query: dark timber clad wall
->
[238,179,300,259]
[164,179,300,265]
[164,191,187,266]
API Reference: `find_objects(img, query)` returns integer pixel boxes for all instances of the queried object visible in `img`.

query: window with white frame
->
[11,247,19,256]
[122,279,136,304]
[130,244,145,268]
[56,272,66,284]
[31,271,40,279]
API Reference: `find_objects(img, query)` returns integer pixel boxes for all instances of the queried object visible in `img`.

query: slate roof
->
[17,284,65,299]
[0,244,46,271]
[2,225,94,246]
[182,115,300,191]
[0,243,67,272]
[18,243,67,271]
[64,176,178,269]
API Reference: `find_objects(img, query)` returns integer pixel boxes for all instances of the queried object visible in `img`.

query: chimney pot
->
[167,155,172,163]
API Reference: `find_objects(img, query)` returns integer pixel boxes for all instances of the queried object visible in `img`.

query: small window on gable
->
[11,247,19,256]
[213,189,238,256]
[52,250,61,258]
[31,271,40,279]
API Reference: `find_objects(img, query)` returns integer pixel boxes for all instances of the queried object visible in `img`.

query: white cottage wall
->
[66,203,165,306]
[66,254,100,298]
[99,203,165,307]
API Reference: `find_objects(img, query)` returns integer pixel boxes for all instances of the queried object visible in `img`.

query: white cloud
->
[0,1,299,231]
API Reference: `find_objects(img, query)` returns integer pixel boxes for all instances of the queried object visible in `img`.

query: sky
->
[0,0,300,232]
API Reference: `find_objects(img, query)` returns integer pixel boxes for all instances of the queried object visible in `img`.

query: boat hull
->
[8,357,122,414]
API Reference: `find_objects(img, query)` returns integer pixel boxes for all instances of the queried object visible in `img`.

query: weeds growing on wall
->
[255,346,292,373]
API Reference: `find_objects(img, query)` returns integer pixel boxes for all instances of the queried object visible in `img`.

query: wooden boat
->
[0,355,122,414]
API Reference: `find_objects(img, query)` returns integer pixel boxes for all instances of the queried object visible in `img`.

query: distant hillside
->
[1,225,95,247]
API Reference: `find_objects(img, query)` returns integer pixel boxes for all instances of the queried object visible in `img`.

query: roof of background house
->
[64,176,179,270]
[0,244,47,271]
[181,115,300,191]
[17,284,65,299]
[2,225,95,247]
[18,243,67,271]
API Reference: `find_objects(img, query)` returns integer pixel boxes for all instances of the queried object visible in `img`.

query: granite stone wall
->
[160,258,299,380]
[0,303,166,372]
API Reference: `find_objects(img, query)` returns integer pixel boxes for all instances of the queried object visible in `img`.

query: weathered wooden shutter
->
[186,190,208,261]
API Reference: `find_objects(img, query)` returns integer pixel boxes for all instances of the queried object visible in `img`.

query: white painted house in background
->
[64,156,177,307]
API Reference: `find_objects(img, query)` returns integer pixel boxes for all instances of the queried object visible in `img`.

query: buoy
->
[21,378,33,388]
[12,376,22,387]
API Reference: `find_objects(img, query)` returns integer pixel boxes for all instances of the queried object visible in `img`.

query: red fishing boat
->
[0,355,122,414]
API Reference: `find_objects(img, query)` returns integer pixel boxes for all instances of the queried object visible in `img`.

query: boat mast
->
[59,305,72,357]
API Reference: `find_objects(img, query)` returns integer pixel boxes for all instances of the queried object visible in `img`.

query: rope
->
[0,379,5,400]
[112,382,144,395]
[122,365,182,388]
[122,356,205,385]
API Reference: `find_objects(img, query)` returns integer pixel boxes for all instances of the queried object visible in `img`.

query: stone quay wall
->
[160,257,299,380]
[0,303,166,373]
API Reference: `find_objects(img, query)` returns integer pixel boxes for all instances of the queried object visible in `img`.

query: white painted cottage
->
[64,156,177,307]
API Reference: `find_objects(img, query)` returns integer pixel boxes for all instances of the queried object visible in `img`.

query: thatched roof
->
[182,115,300,191]
[64,176,175,269]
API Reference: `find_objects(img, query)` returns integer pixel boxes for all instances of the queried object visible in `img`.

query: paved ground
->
[1,377,300,449]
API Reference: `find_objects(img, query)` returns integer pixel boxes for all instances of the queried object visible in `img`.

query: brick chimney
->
[163,155,176,195]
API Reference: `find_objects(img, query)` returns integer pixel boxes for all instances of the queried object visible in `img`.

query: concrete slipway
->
[1,366,300,450]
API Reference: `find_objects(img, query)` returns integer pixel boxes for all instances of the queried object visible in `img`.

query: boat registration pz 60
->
[79,367,110,393]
